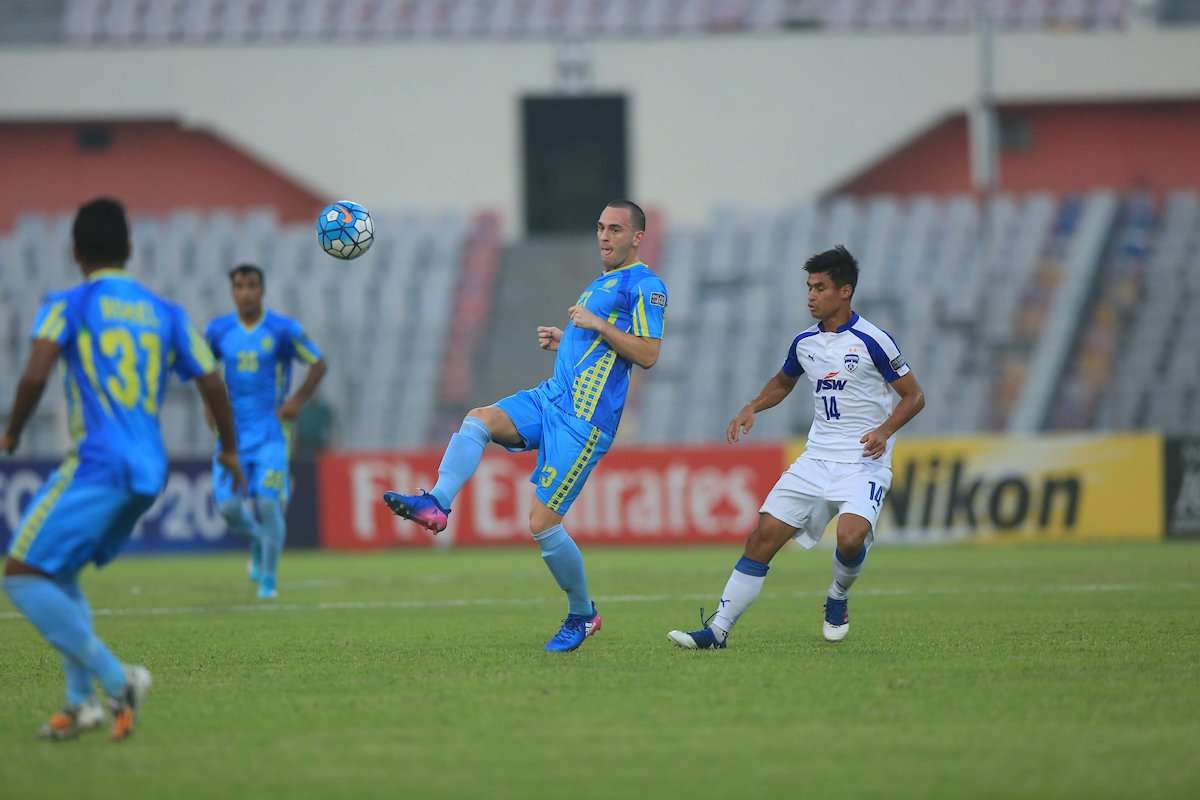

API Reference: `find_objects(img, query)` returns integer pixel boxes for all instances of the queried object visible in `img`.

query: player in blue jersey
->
[2,198,242,741]
[206,264,327,599]
[383,200,668,652]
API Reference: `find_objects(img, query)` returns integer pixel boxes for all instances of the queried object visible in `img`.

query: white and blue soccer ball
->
[316,200,374,260]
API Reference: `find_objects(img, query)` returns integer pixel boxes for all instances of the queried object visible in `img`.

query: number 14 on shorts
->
[867,480,885,508]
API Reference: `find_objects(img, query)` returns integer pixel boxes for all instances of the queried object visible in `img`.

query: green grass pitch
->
[2,542,1198,799]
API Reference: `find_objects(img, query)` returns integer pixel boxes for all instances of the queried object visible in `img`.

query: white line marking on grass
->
[0,581,1195,623]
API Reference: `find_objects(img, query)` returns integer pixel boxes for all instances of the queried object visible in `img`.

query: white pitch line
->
[0,581,1195,623]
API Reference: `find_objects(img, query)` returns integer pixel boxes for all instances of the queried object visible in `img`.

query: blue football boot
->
[544,602,603,652]
[382,490,449,533]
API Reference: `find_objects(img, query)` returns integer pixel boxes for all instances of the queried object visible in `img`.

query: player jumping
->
[205,265,327,599]
[669,246,925,649]
[2,198,243,740]
[382,200,667,652]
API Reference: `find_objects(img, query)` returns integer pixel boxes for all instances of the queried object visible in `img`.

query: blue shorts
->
[213,436,290,506]
[495,386,613,516]
[8,460,156,578]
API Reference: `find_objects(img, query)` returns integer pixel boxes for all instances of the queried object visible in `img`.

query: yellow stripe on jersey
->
[188,325,217,373]
[574,311,621,368]
[36,301,67,341]
[546,426,602,513]
[639,292,655,338]
[66,374,85,447]
[9,456,80,561]
[294,338,320,365]
[572,350,617,422]
[76,330,113,415]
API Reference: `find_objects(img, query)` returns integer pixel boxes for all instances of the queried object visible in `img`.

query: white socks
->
[828,547,867,601]
[710,556,769,641]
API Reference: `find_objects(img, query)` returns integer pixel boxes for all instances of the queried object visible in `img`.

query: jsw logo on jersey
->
[815,371,848,393]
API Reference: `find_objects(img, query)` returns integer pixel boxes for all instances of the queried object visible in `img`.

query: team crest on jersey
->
[603,278,618,290]
[844,353,860,372]
[261,335,274,353]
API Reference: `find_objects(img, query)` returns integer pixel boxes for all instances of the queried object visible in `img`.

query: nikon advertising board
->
[789,433,1163,542]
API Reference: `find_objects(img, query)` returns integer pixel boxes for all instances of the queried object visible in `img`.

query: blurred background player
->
[383,200,668,652]
[1,197,242,740]
[205,265,327,599]
[669,246,925,649]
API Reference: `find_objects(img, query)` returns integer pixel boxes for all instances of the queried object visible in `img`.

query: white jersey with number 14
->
[781,312,910,468]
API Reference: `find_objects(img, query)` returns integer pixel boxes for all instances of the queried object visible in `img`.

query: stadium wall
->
[0,433,1169,553]
[317,433,1165,548]
[0,460,320,555]
[2,29,1198,234]
[837,101,1200,196]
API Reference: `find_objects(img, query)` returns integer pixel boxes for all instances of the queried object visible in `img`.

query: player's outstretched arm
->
[279,359,328,421]
[1,339,60,455]
[195,372,245,490]
[727,370,799,444]
[860,372,926,459]
[567,306,661,368]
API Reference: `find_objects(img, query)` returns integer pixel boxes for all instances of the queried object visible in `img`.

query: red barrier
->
[317,444,785,549]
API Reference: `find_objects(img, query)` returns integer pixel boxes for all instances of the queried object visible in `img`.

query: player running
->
[382,200,667,652]
[668,246,925,649]
[205,265,327,599]
[2,198,242,741]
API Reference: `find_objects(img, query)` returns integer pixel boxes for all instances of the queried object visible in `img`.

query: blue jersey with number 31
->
[29,269,217,495]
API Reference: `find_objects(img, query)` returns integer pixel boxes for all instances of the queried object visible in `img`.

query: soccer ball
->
[316,200,374,260]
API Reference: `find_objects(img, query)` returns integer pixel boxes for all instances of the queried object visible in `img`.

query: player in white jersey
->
[668,246,925,648]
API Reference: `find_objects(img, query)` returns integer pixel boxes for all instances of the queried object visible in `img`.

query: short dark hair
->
[605,200,646,232]
[229,264,265,287]
[804,245,858,295]
[73,197,130,265]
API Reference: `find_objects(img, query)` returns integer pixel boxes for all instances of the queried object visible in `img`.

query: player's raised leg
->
[383,404,523,533]
[824,512,871,642]
[668,512,798,650]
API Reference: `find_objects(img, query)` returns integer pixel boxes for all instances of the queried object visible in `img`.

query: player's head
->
[597,200,646,270]
[229,264,265,318]
[804,245,858,320]
[72,197,131,273]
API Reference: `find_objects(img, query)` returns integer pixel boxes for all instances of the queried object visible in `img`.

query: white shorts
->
[759,455,893,550]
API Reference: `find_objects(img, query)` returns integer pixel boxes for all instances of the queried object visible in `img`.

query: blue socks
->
[59,581,97,706]
[430,417,491,510]
[220,498,264,581]
[254,497,287,591]
[534,524,592,616]
[4,575,128,700]
[218,498,262,542]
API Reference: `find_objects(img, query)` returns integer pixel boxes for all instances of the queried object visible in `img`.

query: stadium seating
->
[637,192,1114,443]
[0,207,482,457]
[51,0,1136,46]
[4,189,1190,454]
[1095,190,1200,434]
